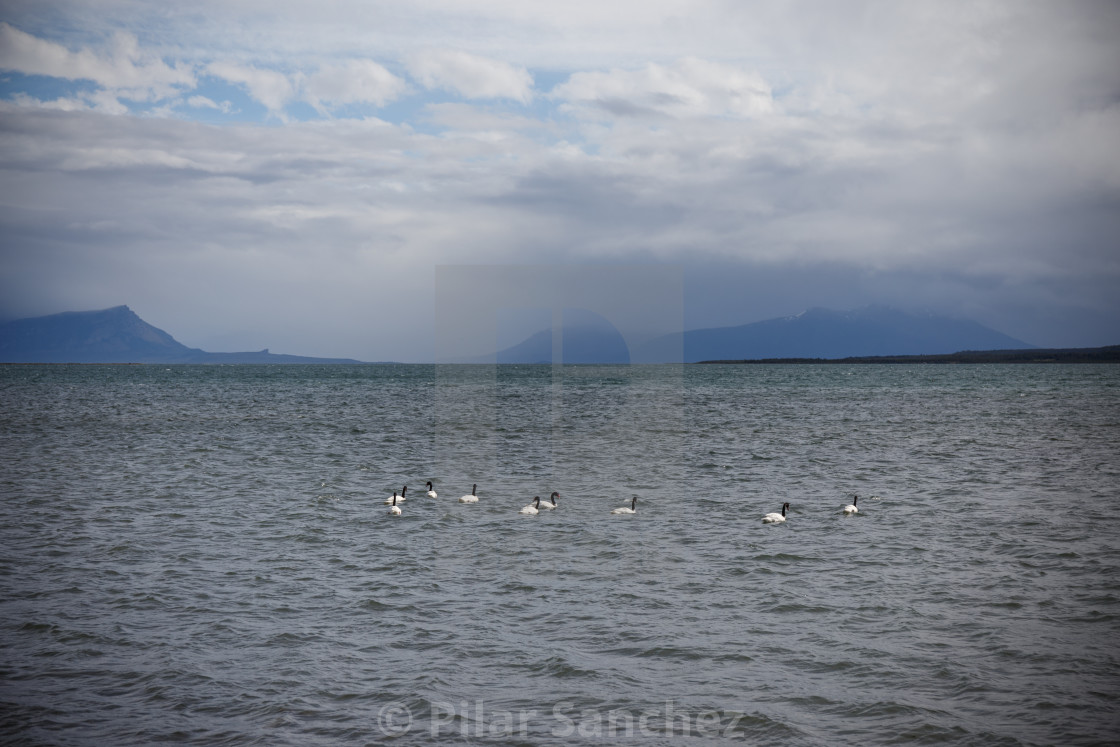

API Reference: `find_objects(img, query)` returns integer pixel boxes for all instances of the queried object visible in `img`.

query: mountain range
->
[0,303,1042,364]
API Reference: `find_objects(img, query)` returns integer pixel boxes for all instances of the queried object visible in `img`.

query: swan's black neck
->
[401,485,407,497]
[782,502,789,516]
[472,484,477,495]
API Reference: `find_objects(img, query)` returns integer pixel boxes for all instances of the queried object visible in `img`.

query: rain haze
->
[1,1,1118,361]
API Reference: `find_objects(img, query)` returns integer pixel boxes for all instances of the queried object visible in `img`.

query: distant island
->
[0,305,368,364]
[698,346,1120,364]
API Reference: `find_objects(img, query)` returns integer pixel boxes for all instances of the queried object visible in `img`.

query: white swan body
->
[611,496,638,515]
[459,484,479,503]
[762,503,789,523]
[426,481,437,498]
[843,495,859,514]
[519,497,541,515]
[384,490,404,505]
[538,492,559,510]
[388,495,401,515]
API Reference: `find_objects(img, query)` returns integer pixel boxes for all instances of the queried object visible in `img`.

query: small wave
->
[527,654,603,679]
[752,553,822,563]
[603,645,705,661]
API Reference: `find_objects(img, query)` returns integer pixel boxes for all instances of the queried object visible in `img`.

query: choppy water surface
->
[1,363,1118,745]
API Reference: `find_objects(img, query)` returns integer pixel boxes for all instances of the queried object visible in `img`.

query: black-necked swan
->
[519,497,541,515]
[843,495,859,514]
[384,490,403,505]
[762,503,789,523]
[426,481,437,498]
[459,484,479,503]
[388,495,401,515]
[538,492,559,509]
[611,496,638,515]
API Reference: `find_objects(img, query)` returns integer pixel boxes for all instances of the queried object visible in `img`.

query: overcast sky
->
[1,1,1117,360]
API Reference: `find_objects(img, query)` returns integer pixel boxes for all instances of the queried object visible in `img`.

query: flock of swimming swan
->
[761,496,861,523]
[385,481,866,521]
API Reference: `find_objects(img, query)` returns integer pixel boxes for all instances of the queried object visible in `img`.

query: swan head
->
[426,481,433,490]
[550,492,559,503]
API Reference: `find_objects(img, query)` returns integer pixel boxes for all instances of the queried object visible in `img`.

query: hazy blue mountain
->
[0,306,366,363]
[493,324,631,364]
[636,305,1035,362]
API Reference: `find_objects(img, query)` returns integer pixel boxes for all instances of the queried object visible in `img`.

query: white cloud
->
[9,93,90,112]
[302,60,407,112]
[0,22,194,100]
[187,95,233,113]
[553,57,773,119]
[206,61,294,114]
[406,49,533,102]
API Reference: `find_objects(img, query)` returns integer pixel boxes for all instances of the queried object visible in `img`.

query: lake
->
[1,363,1118,745]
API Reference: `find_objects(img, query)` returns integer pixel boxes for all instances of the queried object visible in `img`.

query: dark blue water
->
[1,363,1118,745]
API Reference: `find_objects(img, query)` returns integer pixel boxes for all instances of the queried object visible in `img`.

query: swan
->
[519,497,541,515]
[426,481,437,498]
[459,484,479,503]
[762,503,789,523]
[843,495,859,514]
[388,495,401,516]
[383,490,404,505]
[538,492,559,509]
[611,496,638,515]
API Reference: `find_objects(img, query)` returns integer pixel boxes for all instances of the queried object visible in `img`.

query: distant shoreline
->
[4,344,1119,365]
[697,345,1120,364]
[0,361,384,366]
